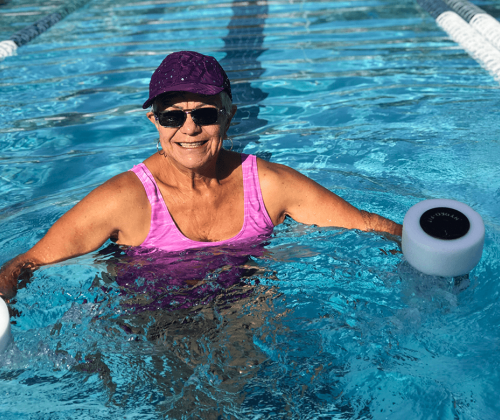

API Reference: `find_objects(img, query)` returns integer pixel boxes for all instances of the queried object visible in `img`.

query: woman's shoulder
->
[256,157,304,186]
[89,169,149,208]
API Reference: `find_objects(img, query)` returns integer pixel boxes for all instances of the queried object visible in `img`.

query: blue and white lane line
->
[0,40,17,59]
[444,0,500,52]
[0,0,91,60]
[418,0,500,81]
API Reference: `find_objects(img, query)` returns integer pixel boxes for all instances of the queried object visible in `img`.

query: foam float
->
[0,298,11,352]
[402,199,484,277]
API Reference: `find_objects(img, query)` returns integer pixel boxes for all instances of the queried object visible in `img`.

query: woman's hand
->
[0,255,36,300]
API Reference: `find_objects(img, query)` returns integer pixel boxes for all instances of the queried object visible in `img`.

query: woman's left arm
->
[257,159,402,236]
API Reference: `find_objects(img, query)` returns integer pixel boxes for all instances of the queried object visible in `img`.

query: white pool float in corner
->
[402,199,485,277]
[0,298,12,352]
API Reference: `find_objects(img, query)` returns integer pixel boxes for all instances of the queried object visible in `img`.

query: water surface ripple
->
[1,0,500,418]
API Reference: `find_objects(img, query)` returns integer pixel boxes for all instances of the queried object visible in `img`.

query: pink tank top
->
[129,153,274,252]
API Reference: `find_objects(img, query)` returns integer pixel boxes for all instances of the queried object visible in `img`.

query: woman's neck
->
[145,149,238,191]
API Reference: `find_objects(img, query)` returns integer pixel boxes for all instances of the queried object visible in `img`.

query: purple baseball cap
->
[142,51,232,109]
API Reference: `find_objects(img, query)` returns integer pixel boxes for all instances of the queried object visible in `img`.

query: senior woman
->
[0,51,401,299]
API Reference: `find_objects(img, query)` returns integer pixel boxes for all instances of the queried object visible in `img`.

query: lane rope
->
[0,0,91,60]
[444,0,500,52]
[443,0,484,21]
[417,0,500,81]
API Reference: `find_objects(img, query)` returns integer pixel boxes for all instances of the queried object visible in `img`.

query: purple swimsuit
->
[128,153,274,251]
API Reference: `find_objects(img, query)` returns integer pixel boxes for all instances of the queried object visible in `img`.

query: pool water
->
[1,0,500,418]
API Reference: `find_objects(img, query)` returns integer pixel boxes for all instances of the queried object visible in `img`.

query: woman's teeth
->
[178,141,206,148]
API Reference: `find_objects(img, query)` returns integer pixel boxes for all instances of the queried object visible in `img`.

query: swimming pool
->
[1,0,500,418]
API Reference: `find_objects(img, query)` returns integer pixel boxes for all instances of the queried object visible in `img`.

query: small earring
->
[157,140,166,156]
[225,137,233,151]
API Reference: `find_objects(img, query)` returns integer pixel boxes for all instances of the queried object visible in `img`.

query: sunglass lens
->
[192,108,219,125]
[158,111,185,127]
[157,108,220,127]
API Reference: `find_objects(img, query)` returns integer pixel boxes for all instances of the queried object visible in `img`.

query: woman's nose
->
[180,112,201,134]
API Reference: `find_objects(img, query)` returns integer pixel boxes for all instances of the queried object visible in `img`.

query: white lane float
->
[0,298,12,352]
[402,199,485,277]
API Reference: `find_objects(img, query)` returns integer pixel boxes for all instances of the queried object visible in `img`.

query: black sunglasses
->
[155,107,225,128]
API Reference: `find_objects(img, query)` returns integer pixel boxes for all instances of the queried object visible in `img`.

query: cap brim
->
[142,83,224,109]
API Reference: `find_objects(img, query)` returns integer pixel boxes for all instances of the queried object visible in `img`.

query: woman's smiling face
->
[147,92,234,172]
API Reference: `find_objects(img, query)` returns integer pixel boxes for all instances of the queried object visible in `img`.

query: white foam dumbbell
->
[0,298,12,352]
[402,199,485,277]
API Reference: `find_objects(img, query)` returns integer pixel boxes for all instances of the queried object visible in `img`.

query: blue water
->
[1,0,500,418]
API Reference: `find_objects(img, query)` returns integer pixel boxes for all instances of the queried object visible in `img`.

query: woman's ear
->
[147,111,158,127]
[230,104,237,119]
[224,104,237,132]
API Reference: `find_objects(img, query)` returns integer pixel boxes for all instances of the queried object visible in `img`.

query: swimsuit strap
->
[129,163,177,248]
[240,154,274,237]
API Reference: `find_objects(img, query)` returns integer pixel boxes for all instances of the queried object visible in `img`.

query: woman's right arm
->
[0,172,150,299]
